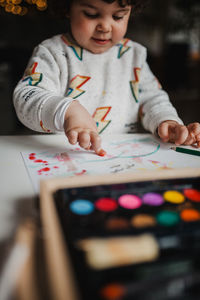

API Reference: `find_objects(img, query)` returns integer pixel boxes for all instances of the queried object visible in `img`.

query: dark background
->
[0,0,200,135]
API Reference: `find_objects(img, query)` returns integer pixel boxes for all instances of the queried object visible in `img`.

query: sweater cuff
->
[54,99,76,131]
[41,96,74,132]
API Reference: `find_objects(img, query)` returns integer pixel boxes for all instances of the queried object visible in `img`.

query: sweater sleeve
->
[139,51,183,134]
[13,43,73,133]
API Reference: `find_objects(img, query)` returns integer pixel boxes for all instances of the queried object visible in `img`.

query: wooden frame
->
[40,168,200,300]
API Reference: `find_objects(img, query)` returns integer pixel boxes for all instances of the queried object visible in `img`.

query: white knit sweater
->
[13,34,183,135]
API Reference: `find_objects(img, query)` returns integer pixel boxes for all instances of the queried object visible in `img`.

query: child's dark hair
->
[48,0,148,18]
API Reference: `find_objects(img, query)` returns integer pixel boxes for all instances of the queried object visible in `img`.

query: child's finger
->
[183,131,196,145]
[66,129,78,145]
[187,122,200,136]
[174,125,188,145]
[185,123,200,146]
[78,131,91,149]
[196,133,200,148]
[157,122,170,142]
[90,131,106,155]
[183,135,195,145]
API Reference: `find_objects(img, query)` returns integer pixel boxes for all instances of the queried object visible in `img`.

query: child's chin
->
[88,47,111,54]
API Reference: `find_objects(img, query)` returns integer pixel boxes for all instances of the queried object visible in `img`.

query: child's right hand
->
[64,101,106,155]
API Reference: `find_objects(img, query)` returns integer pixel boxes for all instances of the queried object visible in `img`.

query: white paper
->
[21,135,200,193]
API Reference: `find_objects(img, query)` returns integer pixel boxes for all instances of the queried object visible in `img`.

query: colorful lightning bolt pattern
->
[61,35,83,61]
[117,38,130,58]
[66,75,91,99]
[130,67,141,103]
[93,106,111,134]
[22,62,43,86]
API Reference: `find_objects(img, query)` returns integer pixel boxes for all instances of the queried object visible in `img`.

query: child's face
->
[69,0,131,54]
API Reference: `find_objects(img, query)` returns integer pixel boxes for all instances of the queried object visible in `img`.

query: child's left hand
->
[158,120,200,147]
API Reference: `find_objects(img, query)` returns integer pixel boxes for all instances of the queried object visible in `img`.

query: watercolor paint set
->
[40,169,200,300]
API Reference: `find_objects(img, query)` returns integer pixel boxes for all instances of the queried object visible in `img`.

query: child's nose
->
[96,20,111,33]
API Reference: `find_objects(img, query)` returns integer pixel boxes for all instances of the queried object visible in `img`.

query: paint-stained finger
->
[90,131,105,155]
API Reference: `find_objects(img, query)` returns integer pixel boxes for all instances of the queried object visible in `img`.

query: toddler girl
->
[13,0,200,154]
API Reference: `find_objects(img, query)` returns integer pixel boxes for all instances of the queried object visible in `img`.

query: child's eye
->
[113,15,124,21]
[83,11,99,19]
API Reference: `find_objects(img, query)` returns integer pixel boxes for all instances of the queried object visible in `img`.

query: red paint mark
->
[57,152,77,172]
[98,149,107,157]
[41,167,50,172]
[53,166,59,169]
[75,170,86,176]
[37,167,50,175]
[56,153,71,162]
[34,159,49,164]
[30,153,36,156]
[34,159,43,163]
[29,156,35,160]
[61,153,71,161]
[56,155,63,162]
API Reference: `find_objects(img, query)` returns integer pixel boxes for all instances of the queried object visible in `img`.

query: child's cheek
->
[113,29,126,44]
[80,21,94,37]
[71,19,92,44]
[113,24,128,43]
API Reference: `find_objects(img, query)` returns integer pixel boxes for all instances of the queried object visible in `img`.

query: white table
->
[0,134,71,241]
[0,134,73,299]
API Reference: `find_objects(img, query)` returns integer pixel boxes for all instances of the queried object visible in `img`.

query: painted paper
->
[21,135,200,192]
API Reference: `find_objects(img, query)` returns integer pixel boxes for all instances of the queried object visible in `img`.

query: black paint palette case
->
[40,169,200,300]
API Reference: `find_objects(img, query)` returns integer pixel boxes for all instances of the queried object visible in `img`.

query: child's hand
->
[64,101,105,155]
[185,123,200,147]
[158,121,200,147]
[158,120,188,145]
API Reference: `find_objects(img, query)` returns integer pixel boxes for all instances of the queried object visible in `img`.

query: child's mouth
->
[92,38,110,45]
